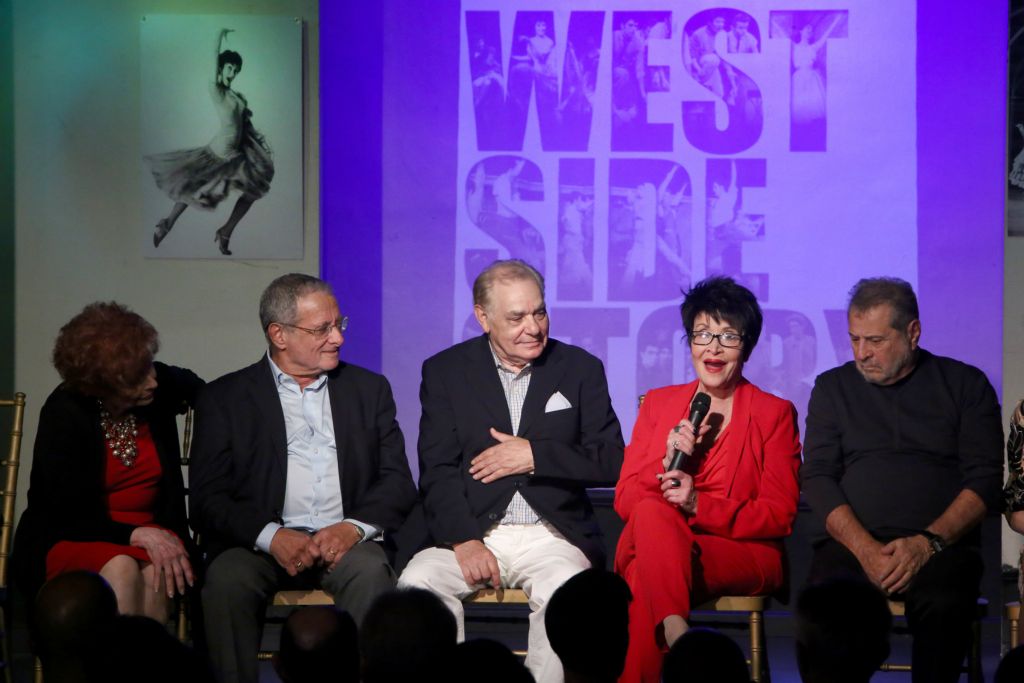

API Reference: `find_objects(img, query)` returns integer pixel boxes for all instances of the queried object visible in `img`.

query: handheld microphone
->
[667,392,711,472]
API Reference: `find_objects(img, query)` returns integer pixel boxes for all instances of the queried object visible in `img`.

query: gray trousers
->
[202,543,396,683]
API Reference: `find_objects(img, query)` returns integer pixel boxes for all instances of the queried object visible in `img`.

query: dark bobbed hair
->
[680,276,763,361]
[52,302,159,401]
[218,50,243,71]
[847,277,919,331]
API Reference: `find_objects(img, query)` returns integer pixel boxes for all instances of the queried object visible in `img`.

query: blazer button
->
[488,513,498,521]
[514,481,522,488]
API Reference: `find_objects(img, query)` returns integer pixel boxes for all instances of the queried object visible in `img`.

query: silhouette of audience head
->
[275,606,358,683]
[662,627,749,683]
[360,587,457,682]
[795,579,891,683]
[996,644,1024,683]
[100,615,214,683]
[544,568,631,683]
[452,638,533,683]
[31,571,118,683]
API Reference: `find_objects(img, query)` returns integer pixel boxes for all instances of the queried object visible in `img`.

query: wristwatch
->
[919,530,946,554]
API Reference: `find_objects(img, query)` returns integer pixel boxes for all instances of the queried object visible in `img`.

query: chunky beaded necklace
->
[99,406,138,468]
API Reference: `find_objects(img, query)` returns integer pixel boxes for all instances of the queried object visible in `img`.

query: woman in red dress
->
[614,277,801,682]
[14,302,202,621]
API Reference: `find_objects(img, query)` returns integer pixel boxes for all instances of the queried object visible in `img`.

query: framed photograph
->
[1010,3,1024,236]
[140,15,303,259]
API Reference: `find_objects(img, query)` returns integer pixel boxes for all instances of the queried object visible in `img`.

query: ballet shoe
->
[214,230,232,256]
[153,219,171,248]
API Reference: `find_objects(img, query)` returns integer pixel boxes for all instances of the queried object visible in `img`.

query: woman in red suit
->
[14,302,202,621]
[615,277,801,682]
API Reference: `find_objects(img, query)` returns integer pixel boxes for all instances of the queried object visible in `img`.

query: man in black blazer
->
[191,273,417,683]
[398,260,624,683]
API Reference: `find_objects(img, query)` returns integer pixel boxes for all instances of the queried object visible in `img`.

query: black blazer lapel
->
[517,341,567,436]
[250,357,289,485]
[464,336,514,435]
[327,364,357,505]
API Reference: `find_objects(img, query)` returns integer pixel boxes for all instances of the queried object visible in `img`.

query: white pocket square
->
[545,391,573,413]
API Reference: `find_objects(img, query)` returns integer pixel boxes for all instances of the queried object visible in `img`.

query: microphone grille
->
[692,392,711,411]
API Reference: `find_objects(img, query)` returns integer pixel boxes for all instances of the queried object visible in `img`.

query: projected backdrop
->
[452,2,903,439]
[322,1,1003,466]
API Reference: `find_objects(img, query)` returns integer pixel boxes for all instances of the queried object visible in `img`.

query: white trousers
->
[398,521,590,683]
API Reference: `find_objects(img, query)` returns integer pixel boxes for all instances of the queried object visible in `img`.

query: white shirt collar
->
[266,351,328,392]
[487,340,532,375]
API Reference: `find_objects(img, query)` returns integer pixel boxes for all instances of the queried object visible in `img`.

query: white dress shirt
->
[255,354,377,553]
[489,344,542,526]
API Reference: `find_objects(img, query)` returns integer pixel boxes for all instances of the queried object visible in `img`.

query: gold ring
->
[296,561,303,569]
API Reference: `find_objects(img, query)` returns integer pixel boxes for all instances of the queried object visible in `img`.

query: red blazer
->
[615,379,801,544]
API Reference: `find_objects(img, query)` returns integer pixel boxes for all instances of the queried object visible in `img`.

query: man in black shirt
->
[802,277,1003,683]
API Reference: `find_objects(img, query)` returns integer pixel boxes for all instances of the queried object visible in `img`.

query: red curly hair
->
[51,302,160,400]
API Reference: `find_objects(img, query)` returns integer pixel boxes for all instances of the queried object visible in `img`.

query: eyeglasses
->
[690,330,743,348]
[278,317,349,340]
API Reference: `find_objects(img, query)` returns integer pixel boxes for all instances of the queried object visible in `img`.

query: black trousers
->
[202,542,396,683]
[808,538,983,683]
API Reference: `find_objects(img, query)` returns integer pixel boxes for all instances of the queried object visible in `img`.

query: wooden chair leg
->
[749,608,765,683]
[176,597,188,642]
[1011,602,1019,651]
[967,615,983,683]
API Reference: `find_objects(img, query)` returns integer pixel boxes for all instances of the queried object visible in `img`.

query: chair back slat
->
[181,406,193,466]
[0,393,27,591]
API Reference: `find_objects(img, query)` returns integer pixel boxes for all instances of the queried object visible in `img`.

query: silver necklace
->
[99,406,138,468]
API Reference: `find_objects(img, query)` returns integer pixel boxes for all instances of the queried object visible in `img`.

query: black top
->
[13,362,203,597]
[801,349,1003,545]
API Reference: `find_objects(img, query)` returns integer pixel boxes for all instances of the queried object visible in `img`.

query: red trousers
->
[615,497,784,683]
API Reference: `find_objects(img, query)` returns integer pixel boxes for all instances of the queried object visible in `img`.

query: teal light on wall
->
[0,0,13,396]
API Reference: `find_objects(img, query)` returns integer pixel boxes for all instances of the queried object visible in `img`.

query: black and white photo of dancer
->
[1009,0,1024,234]
[146,28,274,255]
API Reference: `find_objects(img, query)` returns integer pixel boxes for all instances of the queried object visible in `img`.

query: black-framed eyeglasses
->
[690,330,743,348]
[278,317,349,340]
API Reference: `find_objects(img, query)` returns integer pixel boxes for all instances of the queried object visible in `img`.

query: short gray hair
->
[472,259,545,309]
[259,273,333,333]
[847,277,919,331]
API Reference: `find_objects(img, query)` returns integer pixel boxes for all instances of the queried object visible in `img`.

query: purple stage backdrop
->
[322,2,1005,476]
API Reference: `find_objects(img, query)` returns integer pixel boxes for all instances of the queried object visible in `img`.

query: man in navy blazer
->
[191,273,416,683]
[398,260,624,683]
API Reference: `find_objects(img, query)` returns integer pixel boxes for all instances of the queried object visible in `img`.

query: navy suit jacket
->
[402,335,624,568]
[189,356,417,562]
